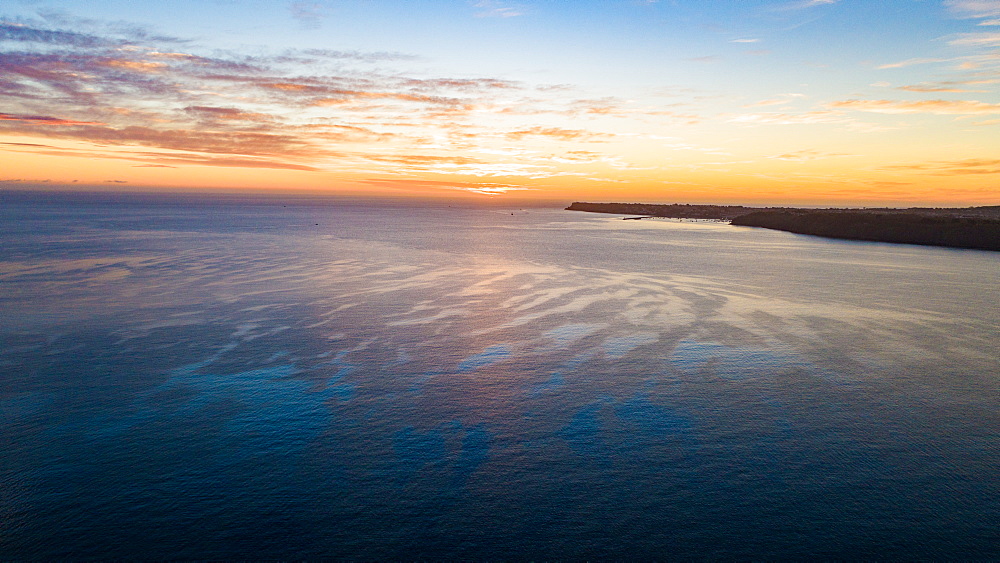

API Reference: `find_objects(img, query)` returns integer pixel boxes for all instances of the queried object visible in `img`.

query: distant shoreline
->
[566,202,1000,251]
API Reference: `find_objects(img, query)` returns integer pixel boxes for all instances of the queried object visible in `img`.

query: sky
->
[1,0,998,205]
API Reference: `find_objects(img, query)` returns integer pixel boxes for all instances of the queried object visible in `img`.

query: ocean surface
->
[2,190,998,559]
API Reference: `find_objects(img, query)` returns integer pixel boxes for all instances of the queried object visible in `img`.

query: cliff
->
[731,210,1000,251]
[565,202,765,220]
[567,202,1000,251]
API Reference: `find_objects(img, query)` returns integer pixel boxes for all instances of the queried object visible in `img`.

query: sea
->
[1,190,998,559]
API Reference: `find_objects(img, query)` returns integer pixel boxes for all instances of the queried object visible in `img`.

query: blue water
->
[2,190,998,559]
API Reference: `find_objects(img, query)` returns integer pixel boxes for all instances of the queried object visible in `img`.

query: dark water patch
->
[456,344,512,373]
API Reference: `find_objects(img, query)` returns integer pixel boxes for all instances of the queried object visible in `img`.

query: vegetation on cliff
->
[567,202,1000,251]
[731,210,1000,251]
[565,201,765,220]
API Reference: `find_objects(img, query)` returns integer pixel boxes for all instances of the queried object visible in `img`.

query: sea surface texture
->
[2,192,998,559]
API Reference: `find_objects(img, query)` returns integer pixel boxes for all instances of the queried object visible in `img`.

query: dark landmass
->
[567,202,1000,251]
[565,201,769,220]
[732,210,1000,251]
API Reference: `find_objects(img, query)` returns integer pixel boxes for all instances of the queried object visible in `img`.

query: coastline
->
[567,202,1000,251]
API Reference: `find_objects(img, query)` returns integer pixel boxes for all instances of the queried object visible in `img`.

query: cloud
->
[743,98,791,108]
[0,141,323,171]
[0,141,53,148]
[0,116,326,158]
[472,1,524,18]
[289,2,327,29]
[101,59,168,73]
[18,11,189,45]
[504,126,612,141]
[896,84,976,93]
[403,77,521,91]
[161,156,319,170]
[447,183,532,195]
[185,106,274,122]
[778,0,838,10]
[827,98,1000,114]
[423,162,556,178]
[877,57,948,69]
[361,154,481,166]
[730,38,760,43]
[552,150,602,162]
[554,97,699,120]
[948,32,1000,46]
[361,177,532,196]
[865,180,914,188]
[298,49,417,62]
[766,149,852,161]
[729,111,844,125]
[894,78,1000,95]
[0,112,104,126]
[311,91,471,110]
[881,158,1000,175]
[945,0,1000,20]
[957,78,1000,84]
[0,21,112,47]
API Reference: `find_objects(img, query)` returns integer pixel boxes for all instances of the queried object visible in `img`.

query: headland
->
[566,202,1000,251]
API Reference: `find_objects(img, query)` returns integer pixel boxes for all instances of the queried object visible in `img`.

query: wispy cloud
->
[289,2,327,30]
[729,110,844,125]
[891,78,1000,95]
[0,112,104,126]
[948,32,1000,46]
[877,57,948,69]
[778,0,839,10]
[185,106,275,122]
[361,177,534,196]
[505,126,612,142]
[945,0,1000,21]
[0,121,327,158]
[24,10,188,44]
[361,153,481,166]
[448,183,533,195]
[828,98,1000,114]
[0,140,323,170]
[881,158,1000,175]
[743,98,791,108]
[0,21,113,47]
[563,97,700,120]
[471,1,525,18]
[766,149,852,161]
[296,49,418,63]
[896,84,977,93]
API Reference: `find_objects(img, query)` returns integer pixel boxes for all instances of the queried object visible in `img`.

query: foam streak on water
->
[1,193,998,559]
